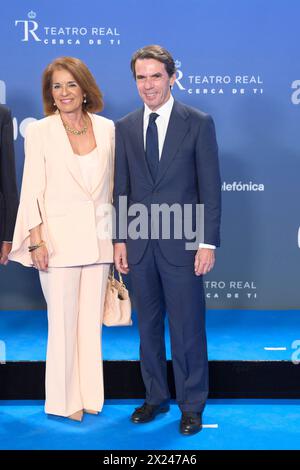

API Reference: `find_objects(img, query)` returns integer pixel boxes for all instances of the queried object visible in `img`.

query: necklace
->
[62,117,88,135]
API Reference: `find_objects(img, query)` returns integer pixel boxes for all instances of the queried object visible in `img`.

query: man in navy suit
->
[0,104,18,265]
[113,45,221,435]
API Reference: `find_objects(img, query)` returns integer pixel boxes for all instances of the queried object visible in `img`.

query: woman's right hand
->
[29,224,49,271]
[31,244,49,271]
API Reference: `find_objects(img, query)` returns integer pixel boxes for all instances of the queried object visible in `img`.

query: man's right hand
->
[114,242,129,274]
[0,242,12,266]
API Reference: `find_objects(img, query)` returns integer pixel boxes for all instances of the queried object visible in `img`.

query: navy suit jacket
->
[113,100,221,266]
[0,105,18,243]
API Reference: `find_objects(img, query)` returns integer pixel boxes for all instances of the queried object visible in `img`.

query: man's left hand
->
[194,248,215,276]
[0,242,12,266]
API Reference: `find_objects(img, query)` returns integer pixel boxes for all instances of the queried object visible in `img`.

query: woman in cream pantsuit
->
[9,57,114,421]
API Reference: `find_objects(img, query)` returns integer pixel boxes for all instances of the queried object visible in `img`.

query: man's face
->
[135,58,176,111]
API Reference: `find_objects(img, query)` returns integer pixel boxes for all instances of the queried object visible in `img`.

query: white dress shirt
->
[143,95,215,250]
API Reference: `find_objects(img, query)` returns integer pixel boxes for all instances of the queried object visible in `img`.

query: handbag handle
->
[110,265,126,288]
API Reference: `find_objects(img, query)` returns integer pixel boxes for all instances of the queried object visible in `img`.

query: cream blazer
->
[9,112,114,267]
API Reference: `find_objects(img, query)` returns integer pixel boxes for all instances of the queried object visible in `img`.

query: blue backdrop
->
[0,0,299,309]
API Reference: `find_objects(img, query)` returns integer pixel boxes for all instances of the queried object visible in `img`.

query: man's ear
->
[170,73,176,88]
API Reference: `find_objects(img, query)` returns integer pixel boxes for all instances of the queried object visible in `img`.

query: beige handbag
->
[103,266,132,327]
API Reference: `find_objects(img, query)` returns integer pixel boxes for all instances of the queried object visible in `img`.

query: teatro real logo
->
[174,60,264,96]
[291,80,300,105]
[15,10,40,42]
[205,280,258,301]
[15,11,121,46]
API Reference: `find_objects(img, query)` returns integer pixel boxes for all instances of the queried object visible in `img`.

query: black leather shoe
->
[179,412,202,435]
[131,402,170,423]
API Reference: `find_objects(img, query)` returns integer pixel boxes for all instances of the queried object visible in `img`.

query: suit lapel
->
[155,101,190,186]
[52,113,90,196]
[89,113,109,195]
[52,113,109,197]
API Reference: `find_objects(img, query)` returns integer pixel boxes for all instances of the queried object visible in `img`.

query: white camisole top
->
[75,147,100,193]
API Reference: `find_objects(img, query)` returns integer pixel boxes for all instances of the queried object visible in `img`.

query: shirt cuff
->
[199,243,216,249]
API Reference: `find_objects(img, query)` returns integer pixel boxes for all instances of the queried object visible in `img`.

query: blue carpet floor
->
[0,399,300,450]
[1,311,300,450]
[0,309,299,361]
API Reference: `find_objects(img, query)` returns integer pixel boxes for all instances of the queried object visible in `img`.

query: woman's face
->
[51,68,84,115]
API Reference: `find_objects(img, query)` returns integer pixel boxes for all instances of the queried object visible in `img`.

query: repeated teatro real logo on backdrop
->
[174,60,264,96]
[15,11,121,46]
[291,80,300,104]
[205,280,258,302]
[292,80,300,250]
[0,80,5,105]
[0,80,35,141]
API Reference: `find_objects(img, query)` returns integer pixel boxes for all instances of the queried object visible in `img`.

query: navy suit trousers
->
[129,240,209,413]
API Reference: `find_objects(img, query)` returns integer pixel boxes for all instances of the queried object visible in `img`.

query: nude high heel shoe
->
[84,409,98,415]
[68,410,83,421]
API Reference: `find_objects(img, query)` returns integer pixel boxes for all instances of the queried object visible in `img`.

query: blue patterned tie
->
[146,112,159,182]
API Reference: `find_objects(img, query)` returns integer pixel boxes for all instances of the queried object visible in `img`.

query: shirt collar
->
[144,94,174,120]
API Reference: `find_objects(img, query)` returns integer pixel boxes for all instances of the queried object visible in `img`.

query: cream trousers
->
[39,263,110,417]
